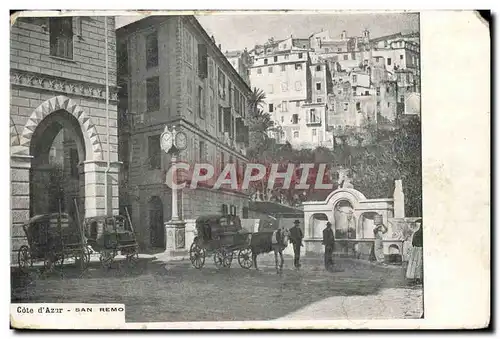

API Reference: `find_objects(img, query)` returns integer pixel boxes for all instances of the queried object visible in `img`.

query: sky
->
[115,12,419,52]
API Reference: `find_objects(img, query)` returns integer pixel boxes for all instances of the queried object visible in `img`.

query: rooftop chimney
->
[211,35,215,43]
[218,44,221,50]
[341,30,347,39]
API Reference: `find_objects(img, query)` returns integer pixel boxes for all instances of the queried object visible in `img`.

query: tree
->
[247,109,275,159]
[348,116,422,217]
[248,87,267,117]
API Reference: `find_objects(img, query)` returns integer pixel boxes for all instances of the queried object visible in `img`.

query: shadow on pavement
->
[11,254,422,322]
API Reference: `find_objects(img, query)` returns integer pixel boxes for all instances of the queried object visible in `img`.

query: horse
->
[249,228,289,274]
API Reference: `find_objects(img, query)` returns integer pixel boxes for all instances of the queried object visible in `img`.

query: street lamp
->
[160,124,188,254]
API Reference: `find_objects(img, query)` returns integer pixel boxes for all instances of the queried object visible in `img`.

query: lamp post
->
[160,124,188,256]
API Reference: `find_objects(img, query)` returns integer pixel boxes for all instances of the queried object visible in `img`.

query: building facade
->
[224,49,251,87]
[117,16,251,249]
[10,16,120,261]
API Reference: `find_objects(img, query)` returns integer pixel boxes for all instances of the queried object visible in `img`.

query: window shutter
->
[198,44,208,79]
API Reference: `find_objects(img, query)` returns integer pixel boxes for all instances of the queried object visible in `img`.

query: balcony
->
[306,116,322,126]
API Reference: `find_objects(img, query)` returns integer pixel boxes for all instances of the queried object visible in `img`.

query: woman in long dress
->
[373,219,388,263]
[406,219,423,284]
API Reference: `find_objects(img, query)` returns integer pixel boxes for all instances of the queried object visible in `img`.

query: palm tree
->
[248,87,266,117]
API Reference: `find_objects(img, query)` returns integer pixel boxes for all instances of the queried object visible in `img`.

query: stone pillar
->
[10,155,32,263]
[83,160,120,218]
[303,211,312,239]
[393,179,405,218]
[164,220,187,254]
[184,219,197,249]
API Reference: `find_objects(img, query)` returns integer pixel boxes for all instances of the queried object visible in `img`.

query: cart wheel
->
[43,254,54,273]
[54,253,64,269]
[100,250,113,268]
[189,242,205,269]
[238,248,253,269]
[213,249,224,269]
[214,248,232,269]
[74,248,90,270]
[126,248,139,266]
[223,250,233,268]
[17,245,31,272]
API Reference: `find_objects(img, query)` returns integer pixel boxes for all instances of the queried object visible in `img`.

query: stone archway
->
[333,200,356,239]
[29,109,87,219]
[308,213,329,239]
[358,211,379,239]
[12,95,103,160]
[11,95,107,223]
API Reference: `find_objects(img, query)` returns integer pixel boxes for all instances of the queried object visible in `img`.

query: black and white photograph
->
[8,9,489,330]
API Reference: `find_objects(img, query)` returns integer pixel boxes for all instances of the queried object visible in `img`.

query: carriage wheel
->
[238,248,253,269]
[18,245,31,272]
[214,248,232,269]
[213,249,224,269]
[74,248,90,270]
[189,242,205,269]
[100,250,114,268]
[126,247,140,267]
[43,252,62,273]
[223,250,233,268]
[53,253,65,269]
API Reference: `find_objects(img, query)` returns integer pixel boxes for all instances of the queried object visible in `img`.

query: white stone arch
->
[327,188,366,239]
[325,188,367,210]
[308,213,329,239]
[11,95,103,161]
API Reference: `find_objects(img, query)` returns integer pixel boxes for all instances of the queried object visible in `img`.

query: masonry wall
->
[10,16,119,263]
[117,16,251,250]
[182,188,249,220]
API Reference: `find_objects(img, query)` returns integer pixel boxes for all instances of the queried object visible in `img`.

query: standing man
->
[289,220,304,269]
[323,222,335,271]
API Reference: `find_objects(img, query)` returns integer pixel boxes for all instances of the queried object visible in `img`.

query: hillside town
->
[10,13,423,323]
[225,28,420,149]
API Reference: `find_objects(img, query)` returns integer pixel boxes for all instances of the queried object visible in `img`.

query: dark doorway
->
[149,196,164,249]
[29,109,85,218]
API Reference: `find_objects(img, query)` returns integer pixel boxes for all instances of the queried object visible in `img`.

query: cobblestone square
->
[12,255,423,322]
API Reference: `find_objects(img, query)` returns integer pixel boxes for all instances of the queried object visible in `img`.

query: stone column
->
[83,160,121,218]
[164,154,186,256]
[393,179,405,218]
[10,155,32,263]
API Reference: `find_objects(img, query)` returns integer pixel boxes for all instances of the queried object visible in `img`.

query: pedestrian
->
[289,219,304,269]
[406,219,423,285]
[373,215,388,263]
[322,222,335,271]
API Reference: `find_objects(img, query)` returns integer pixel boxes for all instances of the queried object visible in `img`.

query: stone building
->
[224,49,252,87]
[117,16,251,250]
[10,16,119,261]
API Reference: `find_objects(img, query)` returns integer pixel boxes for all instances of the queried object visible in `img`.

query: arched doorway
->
[333,200,356,239]
[149,196,164,249]
[29,109,86,220]
[309,213,329,239]
[358,212,379,239]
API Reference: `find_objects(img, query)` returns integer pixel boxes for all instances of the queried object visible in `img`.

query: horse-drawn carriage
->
[84,209,139,268]
[17,212,90,272]
[189,215,290,272]
[189,215,254,269]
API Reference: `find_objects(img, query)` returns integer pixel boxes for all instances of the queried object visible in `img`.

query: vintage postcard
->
[9,9,490,330]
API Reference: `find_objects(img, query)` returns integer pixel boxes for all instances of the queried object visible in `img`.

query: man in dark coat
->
[323,222,335,271]
[289,219,304,269]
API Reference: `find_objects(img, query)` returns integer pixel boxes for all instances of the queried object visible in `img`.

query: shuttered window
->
[49,17,73,59]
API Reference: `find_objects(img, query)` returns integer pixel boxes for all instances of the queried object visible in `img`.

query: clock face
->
[175,131,188,151]
[160,131,173,152]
